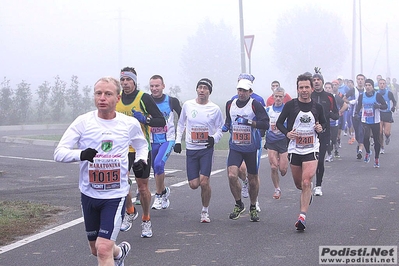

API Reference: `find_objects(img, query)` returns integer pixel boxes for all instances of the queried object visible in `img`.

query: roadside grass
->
[0,201,64,246]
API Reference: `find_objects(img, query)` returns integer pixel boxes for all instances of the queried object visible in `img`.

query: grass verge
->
[0,201,64,246]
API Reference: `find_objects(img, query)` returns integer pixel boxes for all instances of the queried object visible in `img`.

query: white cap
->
[236,79,252,91]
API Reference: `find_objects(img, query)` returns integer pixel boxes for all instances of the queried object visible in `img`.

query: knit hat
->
[313,73,324,84]
[196,78,213,94]
[237,73,255,82]
[365,78,374,88]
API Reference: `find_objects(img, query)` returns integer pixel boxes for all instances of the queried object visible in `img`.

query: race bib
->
[295,128,314,149]
[232,125,251,145]
[363,107,374,117]
[151,125,168,134]
[190,126,209,143]
[88,158,121,190]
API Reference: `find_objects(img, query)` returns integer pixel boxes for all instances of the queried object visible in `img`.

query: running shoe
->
[141,221,153,238]
[241,179,249,198]
[273,189,281,199]
[256,201,261,212]
[380,148,385,154]
[229,203,245,220]
[295,216,306,231]
[357,150,362,160]
[249,207,260,222]
[200,211,210,223]
[120,208,138,232]
[337,138,341,148]
[161,187,171,209]
[314,186,323,196]
[334,150,340,158]
[385,135,391,145]
[364,153,370,163]
[134,192,141,205]
[325,154,333,162]
[151,194,162,210]
[114,241,131,266]
[374,158,380,168]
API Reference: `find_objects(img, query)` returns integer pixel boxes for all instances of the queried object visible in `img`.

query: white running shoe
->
[200,211,210,223]
[255,201,261,212]
[241,179,249,198]
[114,241,131,266]
[141,220,153,238]
[120,208,138,232]
[314,186,323,196]
[151,195,162,210]
[161,187,171,209]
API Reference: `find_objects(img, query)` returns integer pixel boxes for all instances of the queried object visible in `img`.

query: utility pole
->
[351,0,356,78]
[239,0,246,73]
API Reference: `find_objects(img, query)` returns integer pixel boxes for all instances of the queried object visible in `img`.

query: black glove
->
[133,159,147,178]
[373,102,381,109]
[80,148,98,162]
[206,136,214,149]
[391,106,396,112]
[174,143,182,154]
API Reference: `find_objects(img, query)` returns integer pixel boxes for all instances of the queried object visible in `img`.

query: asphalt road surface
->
[0,122,398,265]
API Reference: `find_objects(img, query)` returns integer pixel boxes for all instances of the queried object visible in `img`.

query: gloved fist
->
[391,106,395,112]
[221,124,230,132]
[80,148,98,162]
[235,116,251,125]
[133,159,147,178]
[174,143,182,154]
[373,103,381,109]
[206,136,214,149]
[132,109,146,124]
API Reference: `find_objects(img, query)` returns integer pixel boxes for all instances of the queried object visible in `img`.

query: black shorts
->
[265,138,288,153]
[288,152,319,166]
[380,112,394,123]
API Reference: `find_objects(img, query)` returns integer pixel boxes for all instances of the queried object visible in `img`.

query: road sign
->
[244,35,255,58]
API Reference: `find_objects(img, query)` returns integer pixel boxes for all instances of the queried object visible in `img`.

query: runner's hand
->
[133,159,147,178]
[206,136,214,149]
[80,148,98,162]
[132,110,146,124]
[174,143,182,153]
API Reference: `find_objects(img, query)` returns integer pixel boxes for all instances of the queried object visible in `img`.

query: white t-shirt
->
[176,99,224,150]
[54,110,148,199]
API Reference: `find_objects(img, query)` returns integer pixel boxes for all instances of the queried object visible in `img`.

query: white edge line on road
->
[0,158,264,254]
[0,217,84,254]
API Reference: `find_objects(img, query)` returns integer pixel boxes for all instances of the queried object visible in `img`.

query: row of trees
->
[0,76,95,125]
[0,75,183,126]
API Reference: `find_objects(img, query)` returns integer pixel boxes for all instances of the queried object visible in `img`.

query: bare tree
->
[49,75,67,123]
[12,80,32,124]
[271,7,349,79]
[65,75,83,119]
[81,85,95,113]
[36,81,51,123]
[0,78,14,125]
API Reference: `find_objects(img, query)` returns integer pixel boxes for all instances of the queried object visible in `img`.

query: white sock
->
[202,206,209,213]
[114,246,122,259]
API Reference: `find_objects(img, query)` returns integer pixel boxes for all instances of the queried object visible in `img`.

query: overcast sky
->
[1,0,398,100]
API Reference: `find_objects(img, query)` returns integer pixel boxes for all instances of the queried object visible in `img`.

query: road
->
[0,123,398,265]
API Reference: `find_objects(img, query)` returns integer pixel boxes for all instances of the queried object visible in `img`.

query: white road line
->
[0,154,56,163]
[0,217,84,254]
[0,155,267,254]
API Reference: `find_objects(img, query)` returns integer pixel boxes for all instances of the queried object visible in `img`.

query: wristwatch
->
[146,116,151,124]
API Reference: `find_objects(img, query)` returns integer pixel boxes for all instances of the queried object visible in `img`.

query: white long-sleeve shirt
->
[54,110,148,199]
[176,99,223,150]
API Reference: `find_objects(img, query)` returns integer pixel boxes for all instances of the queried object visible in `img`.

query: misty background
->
[1,0,398,125]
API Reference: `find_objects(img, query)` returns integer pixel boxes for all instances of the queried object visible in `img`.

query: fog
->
[1,0,398,102]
